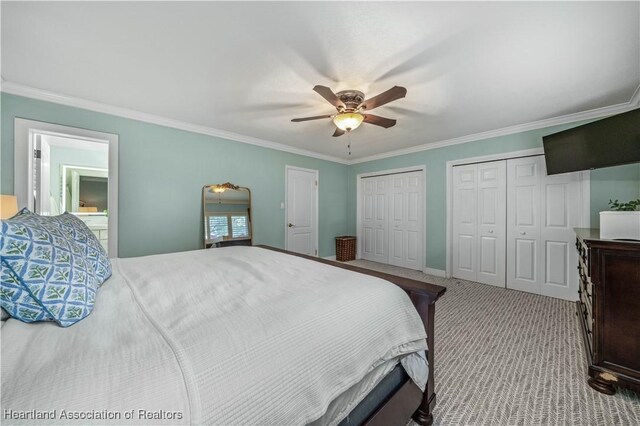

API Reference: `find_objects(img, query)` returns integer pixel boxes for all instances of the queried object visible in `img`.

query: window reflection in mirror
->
[202,183,252,248]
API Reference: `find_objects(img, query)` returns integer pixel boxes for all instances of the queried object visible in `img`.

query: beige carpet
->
[346,259,640,426]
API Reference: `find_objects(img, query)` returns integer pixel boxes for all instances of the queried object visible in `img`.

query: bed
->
[1,245,445,425]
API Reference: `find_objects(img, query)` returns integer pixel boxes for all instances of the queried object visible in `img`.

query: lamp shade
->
[0,195,19,219]
[333,113,364,131]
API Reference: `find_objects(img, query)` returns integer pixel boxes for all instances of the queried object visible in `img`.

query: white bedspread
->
[1,246,428,425]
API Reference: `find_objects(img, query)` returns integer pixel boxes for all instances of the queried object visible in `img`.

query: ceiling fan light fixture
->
[333,112,364,131]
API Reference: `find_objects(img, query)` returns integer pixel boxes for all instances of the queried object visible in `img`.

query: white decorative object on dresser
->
[599,211,640,240]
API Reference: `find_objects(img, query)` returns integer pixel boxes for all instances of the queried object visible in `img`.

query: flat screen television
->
[543,108,640,175]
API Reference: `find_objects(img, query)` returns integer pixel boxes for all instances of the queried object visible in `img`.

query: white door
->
[452,164,478,281]
[286,167,318,256]
[539,161,581,300]
[477,161,507,286]
[507,156,542,294]
[452,161,506,286]
[506,156,581,300]
[361,176,388,263]
[388,172,423,270]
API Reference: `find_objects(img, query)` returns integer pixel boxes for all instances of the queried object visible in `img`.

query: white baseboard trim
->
[423,267,447,278]
[323,255,337,261]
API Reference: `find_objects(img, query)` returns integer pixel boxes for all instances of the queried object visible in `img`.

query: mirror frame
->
[202,182,252,248]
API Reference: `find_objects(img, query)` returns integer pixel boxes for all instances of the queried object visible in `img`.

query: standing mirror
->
[203,183,252,248]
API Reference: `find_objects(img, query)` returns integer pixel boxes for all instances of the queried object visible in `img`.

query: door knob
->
[519,231,526,235]
[288,223,295,228]
[488,230,494,234]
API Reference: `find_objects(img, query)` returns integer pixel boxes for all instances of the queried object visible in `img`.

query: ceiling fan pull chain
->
[347,132,352,156]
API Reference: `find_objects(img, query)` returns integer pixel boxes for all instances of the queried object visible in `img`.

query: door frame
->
[14,118,119,257]
[356,165,427,271]
[284,165,319,256]
[445,147,590,278]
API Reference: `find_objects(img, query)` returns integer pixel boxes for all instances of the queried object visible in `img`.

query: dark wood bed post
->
[255,246,446,426]
[409,291,439,426]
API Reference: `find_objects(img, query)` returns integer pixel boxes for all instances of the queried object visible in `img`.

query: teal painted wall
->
[1,93,348,257]
[348,122,640,271]
[2,93,638,266]
[590,163,640,227]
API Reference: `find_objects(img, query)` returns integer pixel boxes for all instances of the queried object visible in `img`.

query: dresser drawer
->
[576,237,590,275]
[577,263,593,300]
[579,299,593,350]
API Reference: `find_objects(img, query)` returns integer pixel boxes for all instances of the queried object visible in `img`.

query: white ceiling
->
[2,1,639,162]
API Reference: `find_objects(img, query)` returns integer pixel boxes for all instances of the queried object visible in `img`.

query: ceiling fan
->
[291,85,407,137]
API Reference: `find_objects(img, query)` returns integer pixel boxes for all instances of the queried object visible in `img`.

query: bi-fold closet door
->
[506,156,581,300]
[452,156,581,300]
[361,171,423,271]
[452,160,506,287]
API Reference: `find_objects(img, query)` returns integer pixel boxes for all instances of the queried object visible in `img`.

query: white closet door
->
[388,172,423,270]
[539,161,581,301]
[507,156,543,294]
[361,176,388,263]
[477,161,507,286]
[452,164,478,281]
[507,156,582,300]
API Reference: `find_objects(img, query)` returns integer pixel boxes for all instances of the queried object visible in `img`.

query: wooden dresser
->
[575,228,640,395]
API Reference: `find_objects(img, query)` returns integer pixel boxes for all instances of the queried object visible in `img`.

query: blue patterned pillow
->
[1,264,52,323]
[0,214,99,327]
[17,210,111,286]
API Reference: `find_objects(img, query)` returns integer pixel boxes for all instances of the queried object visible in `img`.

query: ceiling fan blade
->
[332,128,345,137]
[359,86,407,111]
[313,85,345,109]
[291,115,333,122]
[363,114,397,128]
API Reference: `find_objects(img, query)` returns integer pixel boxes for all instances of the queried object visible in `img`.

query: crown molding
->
[348,93,640,165]
[0,81,350,165]
[3,80,638,167]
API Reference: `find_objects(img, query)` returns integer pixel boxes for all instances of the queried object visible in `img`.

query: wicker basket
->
[335,236,356,262]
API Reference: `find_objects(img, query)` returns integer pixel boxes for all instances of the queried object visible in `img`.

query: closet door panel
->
[388,172,423,270]
[539,161,581,301]
[545,241,568,285]
[452,164,478,281]
[390,229,404,264]
[374,228,385,257]
[407,230,420,263]
[361,176,388,263]
[388,176,405,267]
[403,173,423,270]
[515,239,537,281]
[362,180,376,259]
[477,161,507,286]
[507,157,542,294]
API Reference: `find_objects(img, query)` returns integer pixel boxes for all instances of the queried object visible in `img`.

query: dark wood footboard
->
[256,246,446,426]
